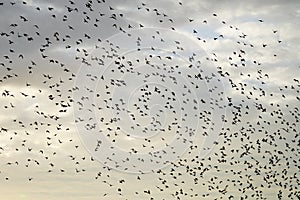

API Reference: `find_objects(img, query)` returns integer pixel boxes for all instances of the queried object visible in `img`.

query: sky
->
[0,0,299,199]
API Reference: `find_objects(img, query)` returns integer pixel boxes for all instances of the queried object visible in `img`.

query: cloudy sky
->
[0,0,299,199]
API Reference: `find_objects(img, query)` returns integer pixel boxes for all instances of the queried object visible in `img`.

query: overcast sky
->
[0,0,299,199]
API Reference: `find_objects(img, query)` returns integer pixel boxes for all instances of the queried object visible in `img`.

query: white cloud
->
[0,0,299,199]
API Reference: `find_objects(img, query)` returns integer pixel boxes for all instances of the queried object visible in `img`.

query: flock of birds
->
[0,0,299,199]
